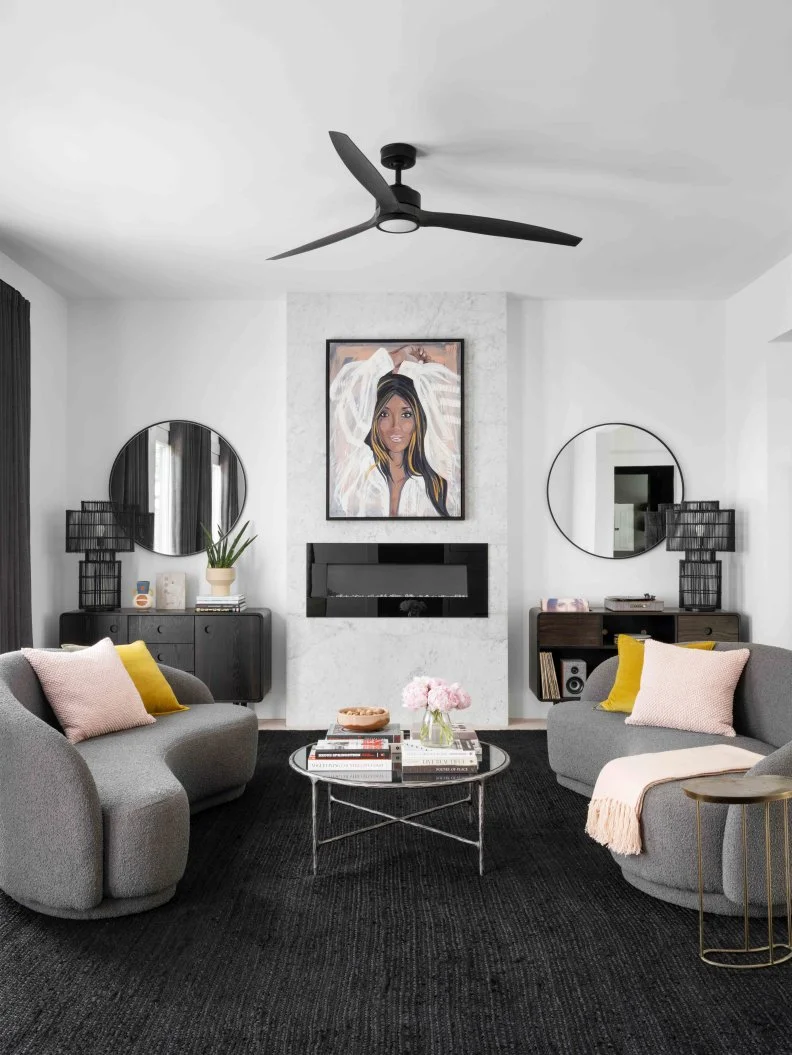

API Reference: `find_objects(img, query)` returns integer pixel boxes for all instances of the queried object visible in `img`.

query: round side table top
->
[683,774,792,804]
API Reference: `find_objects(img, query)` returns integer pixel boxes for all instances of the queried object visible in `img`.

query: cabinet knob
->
[204,625,212,635]
[110,624,118,634]
[157,625,165,634]
[704,627,713,636]
[156,652,165,662]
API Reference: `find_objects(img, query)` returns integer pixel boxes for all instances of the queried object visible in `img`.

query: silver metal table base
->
[310,778,487,876]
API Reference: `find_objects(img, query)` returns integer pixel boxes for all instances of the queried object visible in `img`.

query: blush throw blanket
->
[585,745,765,855]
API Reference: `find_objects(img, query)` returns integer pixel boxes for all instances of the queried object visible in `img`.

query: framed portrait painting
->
[326,339,464,520]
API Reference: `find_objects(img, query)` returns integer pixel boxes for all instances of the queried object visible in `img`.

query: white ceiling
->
[2,0,792,299]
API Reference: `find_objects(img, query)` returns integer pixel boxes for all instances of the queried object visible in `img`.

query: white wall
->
[0,249,69,646]
[286,293,509,729]
[511,298,728,718]
[723,253,792,647]
[66,299,287,716]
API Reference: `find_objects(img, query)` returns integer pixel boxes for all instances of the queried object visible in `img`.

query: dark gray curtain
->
[170,422,212,553]
[111,430,153,548]
[0,281,32,651]
[219,436,240,533]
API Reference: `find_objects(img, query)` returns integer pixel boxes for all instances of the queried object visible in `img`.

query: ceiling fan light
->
[377,216,419,234]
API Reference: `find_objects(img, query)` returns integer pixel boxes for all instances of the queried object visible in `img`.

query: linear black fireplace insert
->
[307,543,488,617]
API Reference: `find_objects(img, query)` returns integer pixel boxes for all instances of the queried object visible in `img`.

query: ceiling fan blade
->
[419,210,581,247]
[268,217,377,261]
[329,131,400,212]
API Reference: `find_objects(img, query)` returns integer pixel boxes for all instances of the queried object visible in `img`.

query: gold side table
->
[683,775,792,969]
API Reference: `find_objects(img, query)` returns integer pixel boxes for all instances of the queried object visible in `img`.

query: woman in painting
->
[329,344,462,518]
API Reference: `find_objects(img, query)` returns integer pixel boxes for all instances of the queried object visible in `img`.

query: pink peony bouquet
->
[402,676,471,713]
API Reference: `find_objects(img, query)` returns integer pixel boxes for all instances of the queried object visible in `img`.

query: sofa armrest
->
[157,664,215,706]
[581,656,618,704]
[722,742,792,907]
[0,691,103,912]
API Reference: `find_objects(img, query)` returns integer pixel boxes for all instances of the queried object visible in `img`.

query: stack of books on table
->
[325,721,404,743]
[450,724,483,760]
[400,740,480,782]
[307,737,394,781]
[195,594,247,613]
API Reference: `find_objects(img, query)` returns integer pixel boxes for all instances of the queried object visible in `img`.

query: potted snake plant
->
[200,521,258,597]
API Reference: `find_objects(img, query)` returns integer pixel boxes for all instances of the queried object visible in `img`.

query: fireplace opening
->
[307,543,488,617]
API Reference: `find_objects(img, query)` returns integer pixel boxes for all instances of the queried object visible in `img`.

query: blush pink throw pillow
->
[23,637,156,744]
[625,639,750,737]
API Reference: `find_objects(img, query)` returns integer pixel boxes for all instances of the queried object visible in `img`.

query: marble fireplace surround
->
[286,293,508,728]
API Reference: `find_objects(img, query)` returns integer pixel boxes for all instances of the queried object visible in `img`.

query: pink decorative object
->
[402,676,471,712]
[23,637,156,744]
[625,639,750,737]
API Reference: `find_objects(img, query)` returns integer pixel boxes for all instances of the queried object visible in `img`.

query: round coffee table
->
[289,742,510,876]
[683,774,792,969]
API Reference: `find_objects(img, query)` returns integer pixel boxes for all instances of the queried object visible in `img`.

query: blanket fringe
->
[585,797,643,856]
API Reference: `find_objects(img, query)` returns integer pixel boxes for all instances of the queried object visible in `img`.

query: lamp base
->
[79,559,122,611]
[679,558,722,612]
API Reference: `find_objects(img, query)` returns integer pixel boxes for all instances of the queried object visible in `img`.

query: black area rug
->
[1,732,790,1055]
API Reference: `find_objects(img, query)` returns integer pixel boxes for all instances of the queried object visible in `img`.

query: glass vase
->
[418,707,455,748]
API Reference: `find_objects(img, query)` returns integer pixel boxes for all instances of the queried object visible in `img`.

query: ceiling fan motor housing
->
[380,142,417,171]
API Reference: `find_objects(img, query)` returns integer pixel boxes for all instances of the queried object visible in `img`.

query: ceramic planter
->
[205,567,236,597]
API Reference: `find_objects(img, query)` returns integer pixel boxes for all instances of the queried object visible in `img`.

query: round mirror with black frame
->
[109,420,247,557]
[546,423,684,559]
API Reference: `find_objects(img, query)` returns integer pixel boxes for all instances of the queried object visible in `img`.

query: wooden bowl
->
[337,707,390,732]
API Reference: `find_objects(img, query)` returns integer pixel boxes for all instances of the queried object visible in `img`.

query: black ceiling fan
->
[268,131,582,260]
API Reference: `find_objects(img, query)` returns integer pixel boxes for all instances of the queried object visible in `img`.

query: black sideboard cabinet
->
[528,607,743,703]
[59,608,272,705]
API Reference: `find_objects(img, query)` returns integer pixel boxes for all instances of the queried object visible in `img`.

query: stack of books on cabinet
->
[195,594,247,613]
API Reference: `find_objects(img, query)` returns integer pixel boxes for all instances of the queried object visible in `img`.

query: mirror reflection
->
[546,423,683,559]
[109,421,246,557]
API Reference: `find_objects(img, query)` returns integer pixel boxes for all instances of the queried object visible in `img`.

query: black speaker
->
[560,658,587,699]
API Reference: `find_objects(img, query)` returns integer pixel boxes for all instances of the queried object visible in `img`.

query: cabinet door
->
[59,613,128,645]
[194,615,263,703]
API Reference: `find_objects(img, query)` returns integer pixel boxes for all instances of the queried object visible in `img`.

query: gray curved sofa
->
[547,642,792,915]
[0,650,258,919]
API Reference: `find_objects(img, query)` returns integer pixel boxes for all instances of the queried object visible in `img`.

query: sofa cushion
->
[625,640,750,737]
[115,641,189,715]
[600,635,716,713]
[23,639,156,744]
[547,699,773,792]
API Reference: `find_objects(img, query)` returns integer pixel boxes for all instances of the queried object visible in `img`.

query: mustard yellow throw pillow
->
[114,640,189,715]
[599,634,716,713]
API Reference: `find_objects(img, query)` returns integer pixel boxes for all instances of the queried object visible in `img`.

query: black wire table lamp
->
[65,501,135,611]
[664,501,736,612]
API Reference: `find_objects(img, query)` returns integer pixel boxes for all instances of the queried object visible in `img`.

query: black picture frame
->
[326,339,465,521]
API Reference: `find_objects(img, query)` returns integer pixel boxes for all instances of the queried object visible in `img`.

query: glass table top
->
[289,741,510,789]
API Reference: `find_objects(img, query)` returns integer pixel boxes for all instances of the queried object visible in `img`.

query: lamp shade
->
[65,501,135,553]
[665,503,735,554]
